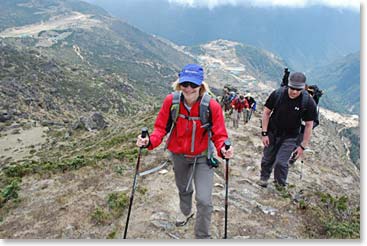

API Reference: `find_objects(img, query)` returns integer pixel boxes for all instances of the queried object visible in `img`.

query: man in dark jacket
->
[259,72,317,188]
[244,94,256,123]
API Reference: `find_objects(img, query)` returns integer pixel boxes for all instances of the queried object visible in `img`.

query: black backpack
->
[306,84,323,105]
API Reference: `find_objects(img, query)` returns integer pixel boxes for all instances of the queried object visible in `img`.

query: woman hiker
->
[136,64,234,239]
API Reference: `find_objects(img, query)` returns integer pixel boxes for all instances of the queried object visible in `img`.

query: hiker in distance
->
[136,64,234,239]
[244,93,256,124]
[231,94,248,128]
[259,72,317,188]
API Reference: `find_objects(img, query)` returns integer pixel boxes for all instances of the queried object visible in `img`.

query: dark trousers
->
[260,133,298,186]
[244,109,252,122]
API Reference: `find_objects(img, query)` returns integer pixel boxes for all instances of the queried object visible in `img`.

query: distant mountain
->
[308,52,360,115]
[0,0,195,122]
[0,0,294,125]
[85,0,360,71]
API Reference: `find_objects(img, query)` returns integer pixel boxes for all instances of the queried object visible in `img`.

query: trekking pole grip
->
[140,127,149,149]
[141,127,148,138]
[224,139,231,150]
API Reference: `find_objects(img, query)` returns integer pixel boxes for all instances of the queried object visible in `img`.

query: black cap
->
[289,72,306,89]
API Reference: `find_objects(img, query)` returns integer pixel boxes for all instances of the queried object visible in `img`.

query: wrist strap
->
[299,144,306,150]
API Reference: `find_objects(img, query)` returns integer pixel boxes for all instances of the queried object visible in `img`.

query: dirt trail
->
[0,12,102,38]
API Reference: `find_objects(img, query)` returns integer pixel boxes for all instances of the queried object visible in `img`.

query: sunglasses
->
[180,82,200,88]
[288,86,302,91]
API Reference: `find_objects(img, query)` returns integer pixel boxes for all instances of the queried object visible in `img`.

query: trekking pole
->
[300,159,304,181]
[223,139,231,239]
[123,127,148,239]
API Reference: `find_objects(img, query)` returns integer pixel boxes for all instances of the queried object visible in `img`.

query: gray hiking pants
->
[260,133,297,186]
[171,153,214,239]
[232,110,240,128]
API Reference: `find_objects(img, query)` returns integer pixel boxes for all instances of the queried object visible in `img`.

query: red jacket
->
[231,97,249,112]
[148,93,228,157]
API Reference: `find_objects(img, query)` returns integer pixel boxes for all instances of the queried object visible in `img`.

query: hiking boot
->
[274,181,287,191]
[257,179,268,188]
[175,211,194,227]
[274,182,291,198]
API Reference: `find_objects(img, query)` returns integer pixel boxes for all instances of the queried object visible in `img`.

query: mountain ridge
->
[85,0,360,71]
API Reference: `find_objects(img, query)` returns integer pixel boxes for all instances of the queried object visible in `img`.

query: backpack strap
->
[268,87,285,135]
[300,90,309,112]
[200,92,211,130]
[200,93,214,159]
[171,91,182,123]
[273,87,287,112]
[164,91,181,150]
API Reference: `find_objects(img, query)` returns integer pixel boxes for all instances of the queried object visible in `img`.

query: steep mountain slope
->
[0,104,359,239]
[0,40,146,120]
[308,52,360,115]
[0,0,197,125]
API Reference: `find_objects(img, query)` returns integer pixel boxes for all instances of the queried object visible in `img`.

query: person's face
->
[288,86,302,99]
[180,82,201,99]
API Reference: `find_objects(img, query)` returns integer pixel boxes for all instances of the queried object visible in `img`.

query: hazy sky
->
[167,0,360,10]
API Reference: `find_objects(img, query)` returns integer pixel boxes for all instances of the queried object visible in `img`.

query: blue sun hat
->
[178,64,204,86]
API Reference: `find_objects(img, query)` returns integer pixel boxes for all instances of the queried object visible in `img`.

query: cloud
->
[167,0,360,11]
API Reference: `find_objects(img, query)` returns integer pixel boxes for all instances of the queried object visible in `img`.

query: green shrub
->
[107,192,128,217]
[94,152,112,160]
[101,132,136,148]
[113,151,125,160]
[107,229,117,239]
[29,149,37,155]
[138,186,148,195]
[91,207,111,225]
[113,165,126,175]
[325,219,360,239]
[299,199,307,210]
[69,155,87,169]
[1,179,20,205]
[4,156,89,178]
[303,192,360,239]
